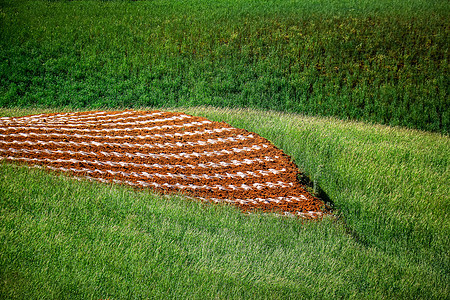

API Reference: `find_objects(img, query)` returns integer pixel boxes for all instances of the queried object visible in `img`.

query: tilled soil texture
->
[0,110,327,218]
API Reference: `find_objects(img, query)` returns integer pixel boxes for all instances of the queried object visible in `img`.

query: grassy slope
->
[1,107,448,299]
[0,0,448,133]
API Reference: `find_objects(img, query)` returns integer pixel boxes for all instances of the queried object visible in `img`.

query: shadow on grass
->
[298,172,370,247]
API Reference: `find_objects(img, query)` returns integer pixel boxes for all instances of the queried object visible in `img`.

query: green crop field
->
[0,0,448,133]
[0,0,449,299]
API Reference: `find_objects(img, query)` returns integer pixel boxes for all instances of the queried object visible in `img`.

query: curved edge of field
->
[1,107,449,299]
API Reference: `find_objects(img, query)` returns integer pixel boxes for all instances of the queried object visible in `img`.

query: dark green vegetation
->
[0,0,449,133]
[1,107,449,299]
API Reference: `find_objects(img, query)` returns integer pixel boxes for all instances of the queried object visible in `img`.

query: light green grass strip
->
[1,107,449,299]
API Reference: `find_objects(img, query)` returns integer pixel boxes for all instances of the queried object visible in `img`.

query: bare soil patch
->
[0,110,327,218]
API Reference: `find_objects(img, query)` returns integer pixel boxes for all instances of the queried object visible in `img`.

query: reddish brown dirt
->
[0,110,328,218]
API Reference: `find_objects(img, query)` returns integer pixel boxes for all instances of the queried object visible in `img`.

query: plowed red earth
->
[0,110,327,218]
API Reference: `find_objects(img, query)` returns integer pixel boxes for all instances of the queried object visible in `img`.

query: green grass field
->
[0,0,449,299]
[1,107,449,299]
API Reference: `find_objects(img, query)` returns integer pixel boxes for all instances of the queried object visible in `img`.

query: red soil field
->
[0,110,328,218]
